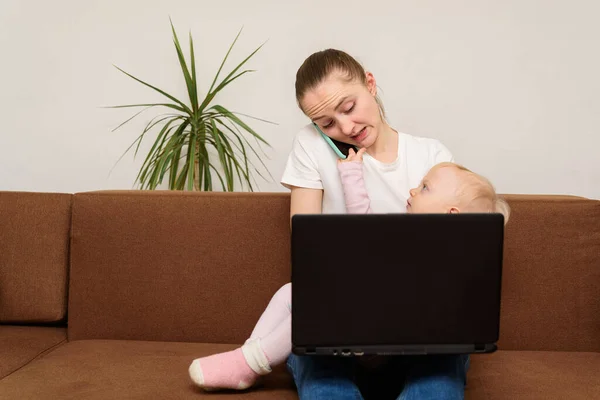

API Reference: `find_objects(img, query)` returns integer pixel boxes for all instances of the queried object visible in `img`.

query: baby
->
[188,147,510,391]
[339,148,511,217]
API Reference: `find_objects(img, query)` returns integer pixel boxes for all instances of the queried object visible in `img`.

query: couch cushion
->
[0,326,67,379]
[0,192,72,323]
[466,350,600,399]
[0,340,297,399]
[68,191,291,343]
[498,195,600,352]
[1,342,597,400]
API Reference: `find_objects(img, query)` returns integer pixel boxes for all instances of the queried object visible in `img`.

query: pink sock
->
[189,340,271,390]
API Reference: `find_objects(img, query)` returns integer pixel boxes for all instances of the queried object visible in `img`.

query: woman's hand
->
[338,147,366,164]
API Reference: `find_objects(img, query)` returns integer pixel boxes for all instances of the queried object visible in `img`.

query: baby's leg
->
[258,314,291,366]
[249,283,291,339]
[189,283,292,390]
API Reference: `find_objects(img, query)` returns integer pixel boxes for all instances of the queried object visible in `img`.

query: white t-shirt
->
[281,123,454,214]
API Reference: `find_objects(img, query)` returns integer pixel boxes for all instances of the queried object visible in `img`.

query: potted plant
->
[111,21,273,191]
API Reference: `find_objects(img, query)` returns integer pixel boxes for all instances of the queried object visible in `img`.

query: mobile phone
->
[313,123,358,159]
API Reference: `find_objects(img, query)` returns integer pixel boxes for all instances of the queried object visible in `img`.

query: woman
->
[283,49,466,400]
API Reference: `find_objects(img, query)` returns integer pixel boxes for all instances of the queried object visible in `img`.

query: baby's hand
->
[339,147,366,164]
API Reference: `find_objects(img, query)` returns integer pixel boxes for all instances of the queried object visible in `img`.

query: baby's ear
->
[448,207,460,214]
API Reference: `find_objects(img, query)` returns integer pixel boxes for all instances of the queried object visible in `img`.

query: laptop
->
[291,213,504,356]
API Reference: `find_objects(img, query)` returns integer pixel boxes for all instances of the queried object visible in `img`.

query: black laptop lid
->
[291,213,504,350]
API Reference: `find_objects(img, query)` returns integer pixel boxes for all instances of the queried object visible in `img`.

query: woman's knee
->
[287,354,362,399]
[288,354,356,381]
[399,355,467,400]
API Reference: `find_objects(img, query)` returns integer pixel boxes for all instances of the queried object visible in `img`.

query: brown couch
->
[1,191,599,399]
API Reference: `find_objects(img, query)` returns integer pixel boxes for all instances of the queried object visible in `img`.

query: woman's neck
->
[367,123,398,163]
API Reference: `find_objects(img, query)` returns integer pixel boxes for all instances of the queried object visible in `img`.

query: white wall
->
[1,0,598,198]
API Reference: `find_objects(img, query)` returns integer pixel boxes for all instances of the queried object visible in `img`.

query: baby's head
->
[407,162,510,224]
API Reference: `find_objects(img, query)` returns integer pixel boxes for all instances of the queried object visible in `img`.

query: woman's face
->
[300,70,383,149]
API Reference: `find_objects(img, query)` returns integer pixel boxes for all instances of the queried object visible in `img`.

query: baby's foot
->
[189,340,271,391]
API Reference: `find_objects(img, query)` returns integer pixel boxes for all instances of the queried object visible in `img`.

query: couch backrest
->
[67,191,599,352]
[498,195,600,352]
[67,191,291,343]
[0,192,71,323]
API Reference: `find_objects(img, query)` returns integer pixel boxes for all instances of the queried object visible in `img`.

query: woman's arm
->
[289,186,323,228]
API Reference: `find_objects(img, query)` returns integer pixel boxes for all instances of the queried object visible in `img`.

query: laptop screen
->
[291,213,504,348]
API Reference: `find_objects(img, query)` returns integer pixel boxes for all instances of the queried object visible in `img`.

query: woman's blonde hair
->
[295,49,386,119]
[434,162,511,224]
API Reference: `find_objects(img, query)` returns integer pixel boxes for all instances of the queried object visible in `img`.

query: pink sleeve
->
[337,162,372,214]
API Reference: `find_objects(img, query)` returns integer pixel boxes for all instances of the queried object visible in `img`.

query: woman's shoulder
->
[289,123,332,157]
[281,123,337,190]
[293,123,321,144]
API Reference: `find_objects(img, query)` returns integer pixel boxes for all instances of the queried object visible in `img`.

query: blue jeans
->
[287,354,469,400]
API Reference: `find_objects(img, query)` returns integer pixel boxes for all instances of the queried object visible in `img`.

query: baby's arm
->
[337,148,372,214]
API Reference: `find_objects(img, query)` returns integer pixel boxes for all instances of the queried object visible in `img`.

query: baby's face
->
[407,166,461,214]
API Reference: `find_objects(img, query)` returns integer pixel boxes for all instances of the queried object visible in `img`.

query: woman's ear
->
[365,72,377,96]
[448,207,460,214]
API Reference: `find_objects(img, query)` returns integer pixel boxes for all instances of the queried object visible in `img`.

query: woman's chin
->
[360,134,377,149]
